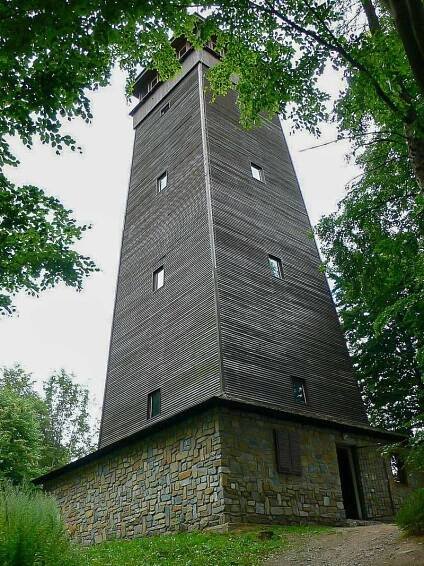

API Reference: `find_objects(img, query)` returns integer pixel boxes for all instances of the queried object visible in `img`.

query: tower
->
[99,40,367,449]
[36,40,416,542]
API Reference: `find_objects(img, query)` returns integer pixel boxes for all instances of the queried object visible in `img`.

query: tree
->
[0,388,44,484]
[0,176,96,315]
[42,370,97,469]
[1,3,423,313]
[316,140,423,433]
[381,0,424,95]
[203,1,423,187]
[0,365,97,481]
[0,1,194,313]
[0,364,37,397]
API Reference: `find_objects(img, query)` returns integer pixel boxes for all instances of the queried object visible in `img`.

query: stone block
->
[179,470,191,480]
[255,503,265,514]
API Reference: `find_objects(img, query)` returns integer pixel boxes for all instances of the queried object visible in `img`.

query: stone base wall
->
[41,405,420,543]
[219,408,419,525]
[43,409,225,544]
[219,409,346,525]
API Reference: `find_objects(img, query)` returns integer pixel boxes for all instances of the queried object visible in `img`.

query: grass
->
[0,485,332,566]
[396,488,424,536]
[0,483,79,566]
[83,525,331,566]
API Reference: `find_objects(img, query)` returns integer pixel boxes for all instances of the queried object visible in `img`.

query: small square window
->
[148,75,158,92]
[292,377,307,405]
[147,389,161,418]
[161,102,170,116]
[268,255,283,279]
[153,266,164,291]
[157,171,167,193]
[178,43,189,58]
[251,163,264,182]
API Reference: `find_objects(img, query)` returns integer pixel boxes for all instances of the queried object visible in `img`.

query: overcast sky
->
[0,66,358,413]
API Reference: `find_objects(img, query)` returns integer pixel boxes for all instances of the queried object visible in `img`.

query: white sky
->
[0,66,358,414]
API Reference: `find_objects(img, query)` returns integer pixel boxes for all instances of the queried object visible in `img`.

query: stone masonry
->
[40,405,419,543]
[42,409,225,544]
[219,408,417,525]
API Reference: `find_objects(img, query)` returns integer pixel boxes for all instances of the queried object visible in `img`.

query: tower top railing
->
[132,35,222,104]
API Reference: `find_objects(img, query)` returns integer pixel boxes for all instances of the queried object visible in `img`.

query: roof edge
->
[221,396,407,442]
[33,397,406,485]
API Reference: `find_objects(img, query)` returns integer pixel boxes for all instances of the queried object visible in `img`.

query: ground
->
[265,523,424,566]
[83,525,328,565]
[82,523,424,565]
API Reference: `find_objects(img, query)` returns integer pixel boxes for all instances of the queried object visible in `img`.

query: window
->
[157,171,168,193]
[178,43,190,59]
[391,454,407,484]
[274,429,302,475]
[147,389,161,418]
[292,377,307,405]
[268,255,283,279]
[251,162,264,182]
[153,266,164,291]
[148,75,158,92]
[160,102,170,116]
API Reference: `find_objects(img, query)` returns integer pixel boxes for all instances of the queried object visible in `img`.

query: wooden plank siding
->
[99,67,221,448]
[203,65,368,425]
[99,56,368,448]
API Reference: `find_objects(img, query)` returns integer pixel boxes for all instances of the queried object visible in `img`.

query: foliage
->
[43,369,97,468]
[1,1,422,312]
[0,174,97,315]
[203,1,423,177]
[2,2,422,163]
[314,4,423,444]
[404,417,424,471]
[316,137,423,433]
[383,414,424,473]
[0,388,44,483]
[0,364,38,397]
[395,488,424,536]
[0,1,201,313]
[0,483,79,566]
[84,525,330,566]
[0,364,97,481]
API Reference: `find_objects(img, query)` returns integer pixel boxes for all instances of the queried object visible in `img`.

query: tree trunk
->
[361,0,381,33]
[383,0,424,95]
[405,125,424,192]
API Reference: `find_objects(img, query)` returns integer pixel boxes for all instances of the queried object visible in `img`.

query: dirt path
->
[265,524,424,566]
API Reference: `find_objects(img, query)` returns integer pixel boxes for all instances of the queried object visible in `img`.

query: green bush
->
[395,488,424,536]
[0,483,79,566]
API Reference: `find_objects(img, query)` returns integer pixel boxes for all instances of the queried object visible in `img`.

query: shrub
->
[395,488,424,536]
[0,483,79,566]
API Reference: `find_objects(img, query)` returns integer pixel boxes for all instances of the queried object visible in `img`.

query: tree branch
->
[300,130,406,151]
[248,0,405,118]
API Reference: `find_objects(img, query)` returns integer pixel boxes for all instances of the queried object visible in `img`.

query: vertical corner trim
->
[198,63,217,268]
[197,62,225,394]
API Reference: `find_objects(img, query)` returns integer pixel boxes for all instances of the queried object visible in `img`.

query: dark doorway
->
[336,446,362,519]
